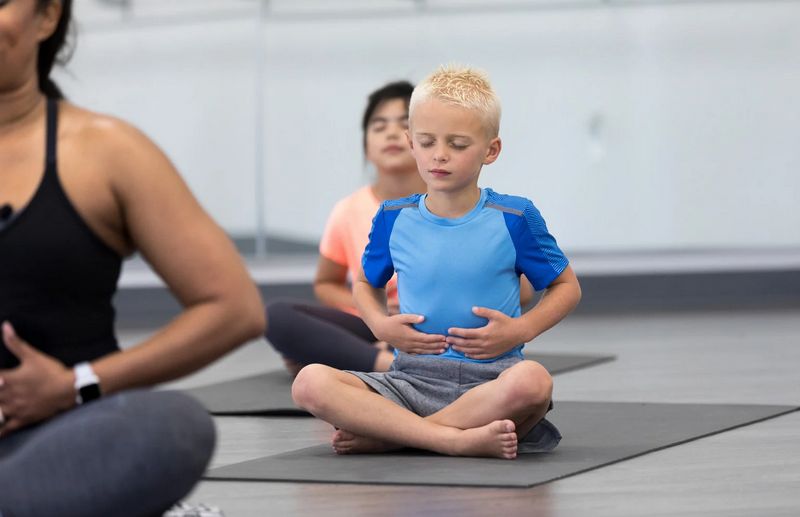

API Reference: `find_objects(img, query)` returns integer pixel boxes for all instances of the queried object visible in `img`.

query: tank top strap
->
[45,98,58,166]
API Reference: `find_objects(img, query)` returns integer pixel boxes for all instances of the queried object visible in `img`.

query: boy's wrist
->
[371,314,393,342]
[513,315,539,345]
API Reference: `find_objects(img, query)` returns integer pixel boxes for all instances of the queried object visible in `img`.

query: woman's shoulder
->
[59,103,154,155]
[58,103,175,188]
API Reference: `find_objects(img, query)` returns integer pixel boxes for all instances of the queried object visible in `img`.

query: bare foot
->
[331,429,404,455]
[452,420,518,459]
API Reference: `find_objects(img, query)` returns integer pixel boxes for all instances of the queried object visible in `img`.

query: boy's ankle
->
[434,427,464,456]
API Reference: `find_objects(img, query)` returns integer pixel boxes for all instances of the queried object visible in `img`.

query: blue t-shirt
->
[361,188,569,363]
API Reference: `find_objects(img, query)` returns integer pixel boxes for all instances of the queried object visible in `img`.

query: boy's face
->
[406,101,501,195]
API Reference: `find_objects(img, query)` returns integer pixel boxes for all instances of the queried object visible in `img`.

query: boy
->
[292,65,581,459]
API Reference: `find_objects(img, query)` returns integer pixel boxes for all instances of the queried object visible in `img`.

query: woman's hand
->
[0,322,75,437]
[446,308,527,361]
[375,314,447,355]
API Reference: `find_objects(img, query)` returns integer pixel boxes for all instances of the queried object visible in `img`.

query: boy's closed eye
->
[449,137,472,150]
[417,140,470,151]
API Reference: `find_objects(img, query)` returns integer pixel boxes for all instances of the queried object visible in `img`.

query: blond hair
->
[409,64,501,139]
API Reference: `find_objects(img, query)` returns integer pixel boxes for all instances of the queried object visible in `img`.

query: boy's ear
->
[483,137,502,165]
[405,130,413,149]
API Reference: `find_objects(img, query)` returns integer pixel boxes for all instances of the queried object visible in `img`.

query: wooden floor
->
[120,308,800,516]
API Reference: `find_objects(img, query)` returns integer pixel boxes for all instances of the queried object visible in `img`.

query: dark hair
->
[361,80,414,153]
[36,0,74,100]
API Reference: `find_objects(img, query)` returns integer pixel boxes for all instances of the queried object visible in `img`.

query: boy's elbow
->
[572,280,582,307]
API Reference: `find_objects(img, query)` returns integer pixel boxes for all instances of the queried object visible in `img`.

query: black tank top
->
[0,99,122,368]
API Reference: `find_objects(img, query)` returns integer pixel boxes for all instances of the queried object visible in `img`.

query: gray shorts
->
[348,351,561,453]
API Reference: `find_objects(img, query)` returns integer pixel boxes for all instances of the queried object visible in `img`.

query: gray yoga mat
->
[183,352,615,416]
[204,401,798,487]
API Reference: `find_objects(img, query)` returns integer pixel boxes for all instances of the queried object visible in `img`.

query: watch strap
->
[73,362,101,405]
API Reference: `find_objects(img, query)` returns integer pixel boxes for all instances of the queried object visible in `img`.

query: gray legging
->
[0,390,215,517]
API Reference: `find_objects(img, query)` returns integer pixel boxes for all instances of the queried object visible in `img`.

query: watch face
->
[79,383,102,404]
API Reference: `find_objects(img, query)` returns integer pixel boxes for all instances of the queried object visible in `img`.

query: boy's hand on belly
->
[447,307,527,360]
[375,314,448,355]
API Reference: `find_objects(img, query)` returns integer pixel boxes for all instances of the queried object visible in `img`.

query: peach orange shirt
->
[319,186,398,316]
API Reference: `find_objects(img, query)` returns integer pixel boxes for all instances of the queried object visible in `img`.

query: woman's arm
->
[314,256,355,310]
[89,119,265,394]
[0,116,265,434]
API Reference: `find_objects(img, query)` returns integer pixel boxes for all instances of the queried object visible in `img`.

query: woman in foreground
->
[0,1,265,515]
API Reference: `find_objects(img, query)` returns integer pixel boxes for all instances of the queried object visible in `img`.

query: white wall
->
[56,0,800,253]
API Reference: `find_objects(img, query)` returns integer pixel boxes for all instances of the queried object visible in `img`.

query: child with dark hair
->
[266,81,426,374]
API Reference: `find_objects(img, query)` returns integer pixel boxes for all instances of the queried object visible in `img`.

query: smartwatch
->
[73,362,102,405]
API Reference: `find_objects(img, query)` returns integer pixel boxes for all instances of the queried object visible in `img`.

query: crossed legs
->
[292,360,553,460]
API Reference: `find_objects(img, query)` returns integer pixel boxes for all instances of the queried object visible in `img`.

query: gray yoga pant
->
[0,390,215,517]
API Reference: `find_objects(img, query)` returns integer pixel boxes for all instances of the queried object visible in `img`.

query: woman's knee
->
[124,391,216,482]
[47,390,217,515]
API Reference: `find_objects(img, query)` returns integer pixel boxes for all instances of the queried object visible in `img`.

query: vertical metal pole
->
[254,0,268,258]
